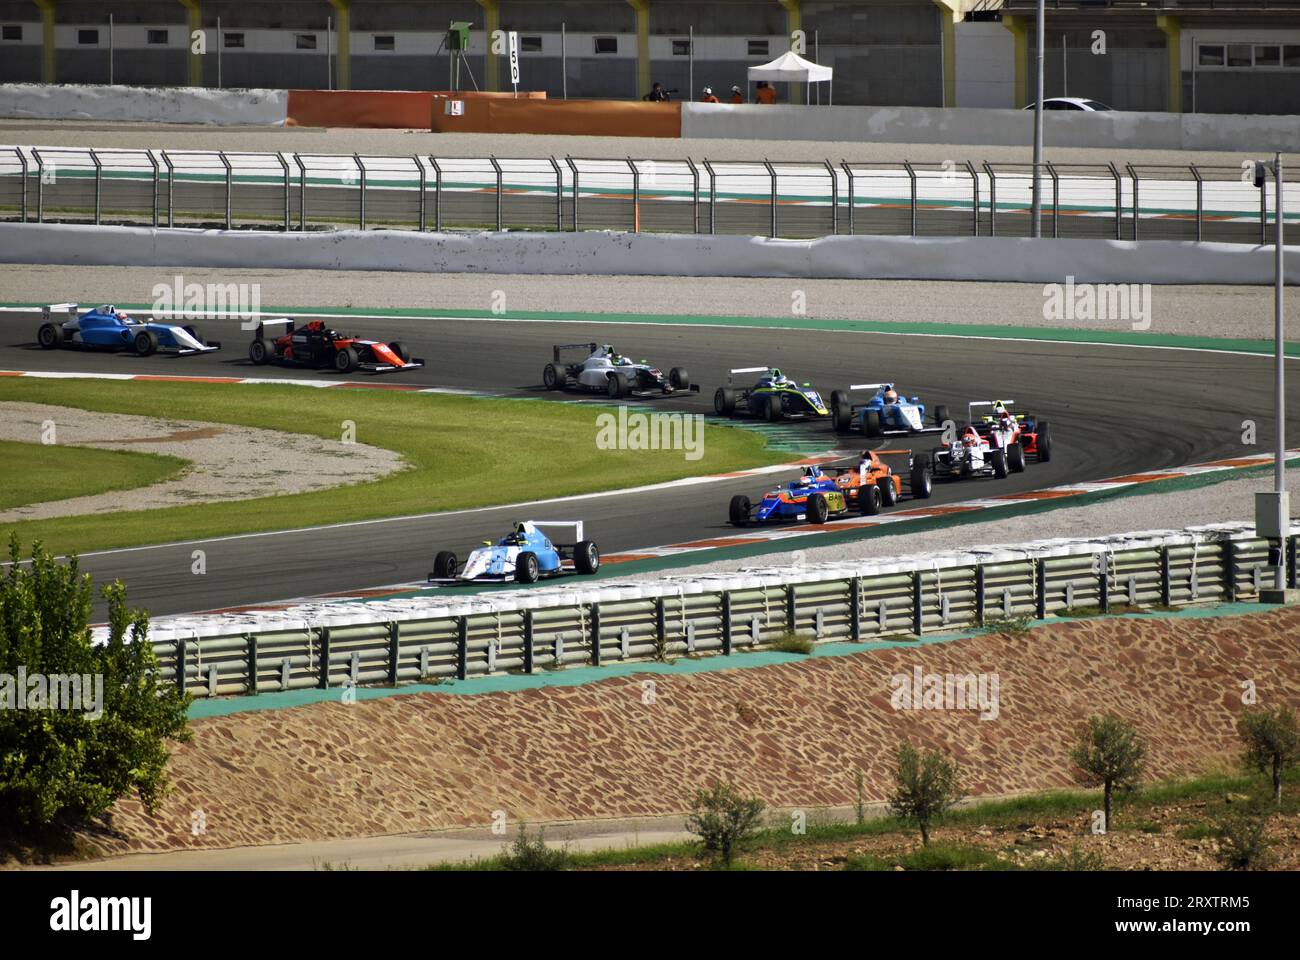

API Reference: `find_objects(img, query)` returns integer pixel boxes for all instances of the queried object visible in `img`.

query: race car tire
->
[863,409,883,438]
[515,551,540,584]
[133,329,158,357]
[991,448,1009,479]
[432,551,458,579]
[1036,422,1054,462]
[878,477,898,507]
[807,493,830,524]
[37,322,63,349]
[542,363,561,390]
[669,367,690,391]
[248,338,272,365]
[830,391,853,434]
[575,540,601,575]
[934,404,950,428]
[714,387,737,416]
[858,484,881,516]
[334,346,359,373]
[388,341,410,363]
[607,373,627,399]
[1008,442,1027,473]
[764,394,784,422]
[729,494,751,527]
[910,455,934,500]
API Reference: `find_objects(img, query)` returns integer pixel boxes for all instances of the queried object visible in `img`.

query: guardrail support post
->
[1160,546,1172,606]
[429,156,443,232]
[246,633,258,695]
[1098,555,1110,613]
[590,604,601,665]
[627,157,640,232]
[456,617,468,680]
[1035,561,1047,619]
[565,156,580,232]
[1046,162,1060,238]
[1190,164,1203,243]
[842,161,854,235]
[1127,164,1140,241]
[912,572,923,634]
[219,151,232,230]
[1288,536,1297,589]
[318,628,331,688]
[849,577,861,641]
[655,597,667,651]
[416,155,427,232]
[354,153,366,230]
[16,149,28,222]
[175,636,187,694]
[974,564,985,625]
[983,162,997,237]
[785,585,797,633]
[1223,542,1237,602]
[702,159,717,234]
[294,155,306,230]
[823,159,838,235]
[488,155,503,231]
[721,591,732,655]
[548,156,562,232]
[88,149,103,224]
[965,160,979,236]
[903,160,918,236]
[147,150,160,227]
[387,622,400,685]
[523,610,535,674]
[1107,162,1121,240]
[763,159,777,238]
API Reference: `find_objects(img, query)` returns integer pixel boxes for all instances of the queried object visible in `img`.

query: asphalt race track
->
[1,308,1293,618]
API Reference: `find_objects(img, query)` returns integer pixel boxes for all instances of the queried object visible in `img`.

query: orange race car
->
[248,318,424,374]
[825,449,934,514]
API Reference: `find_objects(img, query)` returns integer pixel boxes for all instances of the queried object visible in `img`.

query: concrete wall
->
[955,20,1012,108]
[681,102,1300,152]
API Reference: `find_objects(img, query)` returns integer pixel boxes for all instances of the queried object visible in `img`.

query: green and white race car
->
[713,366,832,422]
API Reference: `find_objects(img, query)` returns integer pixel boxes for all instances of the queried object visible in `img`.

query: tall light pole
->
[1255,153,1290,598]
[1031,0,1045,237]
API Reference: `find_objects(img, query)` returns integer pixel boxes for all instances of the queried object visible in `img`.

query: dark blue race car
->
[37,303,221,357]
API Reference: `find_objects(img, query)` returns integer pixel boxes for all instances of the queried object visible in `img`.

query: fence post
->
[175,636,187,694]
[702,159,717,234]
[276,152,290,231]
[565,156,580,232]
[1288,535,1297,589]
[429,156,443,232]
[318,628,331,688]
[388,622,400,685]
[1222,541,1237,602]
[523,609,535,674]
[849,577,861,641]
[246,633,258,695]
[590,603,601,666]
[354,153,366,230]
[1190,164,1203,242]
[146,150,159,227]
[1160,546,1172,606]
[488,154,503,231]
[1107,161,1122,240]
[627,157,639,232]
[763,159,777,238]
[1099,554,1110,613]
[965,160,978,236]
[1126,163,1139,241]
[548,156,562,231]
[655,597,667,651]
[86,149,102,224]
[219,151,232,229]
[1046,161,1060,238]
[983,162,996,236]
[823,159,838,235]
[721,591,732,655]
[785,584,797,633]
[911,572,923,634]
[416,155,426,231]
[903,160,918,236]
[456,617,468,680]
[294,154,306,230]
[841,161,854,235]
[974,564,986,625]
[1035,560,1047,619]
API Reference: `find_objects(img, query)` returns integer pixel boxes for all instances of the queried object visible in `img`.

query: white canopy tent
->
[746,50,833,105]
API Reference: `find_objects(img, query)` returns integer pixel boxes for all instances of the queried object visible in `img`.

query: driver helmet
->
[883,388,899,404]
[702,87,713,95]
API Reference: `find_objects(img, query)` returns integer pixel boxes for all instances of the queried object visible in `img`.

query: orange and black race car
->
[826,448,934,514]
[247,318,424,373]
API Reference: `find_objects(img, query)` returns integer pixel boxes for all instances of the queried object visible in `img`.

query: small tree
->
[887,743,964,846]
[499,824,569,871]
[1238,705,1299,804]
[1069,714,1147,833]
[1213,803,1274,871]
[685,780,765,867]
[0,538,191,829]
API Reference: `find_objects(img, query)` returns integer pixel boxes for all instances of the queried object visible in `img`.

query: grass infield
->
[0,378,784,557]
[0,438,187,512]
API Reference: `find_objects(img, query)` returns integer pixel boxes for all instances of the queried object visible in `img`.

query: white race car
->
[428,521,600,585]
[542,342,697,399]
[930,401,1029,481]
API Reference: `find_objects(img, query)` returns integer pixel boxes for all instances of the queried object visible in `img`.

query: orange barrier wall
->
[287,89,545,128]
[431,97,681,138]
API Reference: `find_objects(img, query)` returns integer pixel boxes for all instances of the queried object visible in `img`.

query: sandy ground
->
[39,606,1300,860]
[0,401,405,521]
[3,119,1295,168]
[1,264,1293,341]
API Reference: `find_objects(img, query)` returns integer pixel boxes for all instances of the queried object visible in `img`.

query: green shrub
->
[499,824,569,871]
[770,632,816,655]
[685,781,765,867]
[887,743,964,846]
[1068,714,1147,833]
[1213,804,1274,871]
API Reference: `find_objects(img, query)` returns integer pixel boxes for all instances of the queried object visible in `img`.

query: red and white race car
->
[248,318,424,373]
[930,400,1053,480]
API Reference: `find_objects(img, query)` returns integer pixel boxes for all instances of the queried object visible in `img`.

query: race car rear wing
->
[42,303,78,321]
[970,400,1019,422]
[252,318,294,338]
[727,366,772,385]
[553,342,600,362]
[530,520,584,547]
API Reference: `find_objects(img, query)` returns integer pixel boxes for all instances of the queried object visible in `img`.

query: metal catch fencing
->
[142,524,1296,701]
[1,146,1292,244]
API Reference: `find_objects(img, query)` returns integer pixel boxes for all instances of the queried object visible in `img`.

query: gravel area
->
[0,401,405,521]
[3,118,1294,168]
[603,467,1300,584]
[1,264,1293,340]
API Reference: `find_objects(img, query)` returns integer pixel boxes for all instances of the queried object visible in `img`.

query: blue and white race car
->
[830,382,948,438]
[37,303,221,356]
[428,521,601,585]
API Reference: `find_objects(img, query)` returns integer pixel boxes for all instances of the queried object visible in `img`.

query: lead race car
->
[248,318,423,373]
[37,303,221,356]
[543,343,696,399]
[830,382,948,438]
[428,521,601,585]
[714,367,832,421]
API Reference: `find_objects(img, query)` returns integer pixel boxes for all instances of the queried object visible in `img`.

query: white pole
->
[1191,35,1197,113]
[108,14,114,85]
[814,30,819,104]
[688,26,694,101]
[1031,0,1045,238]
[561,22,567,99]
[1062,33,1067,97]
[217,16,222,88]
[327,16,332,90]
[1275,152,1287,589]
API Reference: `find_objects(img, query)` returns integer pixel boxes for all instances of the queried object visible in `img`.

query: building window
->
[77,28,99,45]
[296,34,317,50]
[1197,44,1225,67]
[2,24,22,41]
[521,35,542,53]
[224,32,244,49]
[1253,44,1280,67]
[1285,45,1300,68]
[747,39,769,57]
[373,34,395,51]
[147,29,168,45]
[672,39,690,56]
[1226,44,1252,67]
[593,36,617,54]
